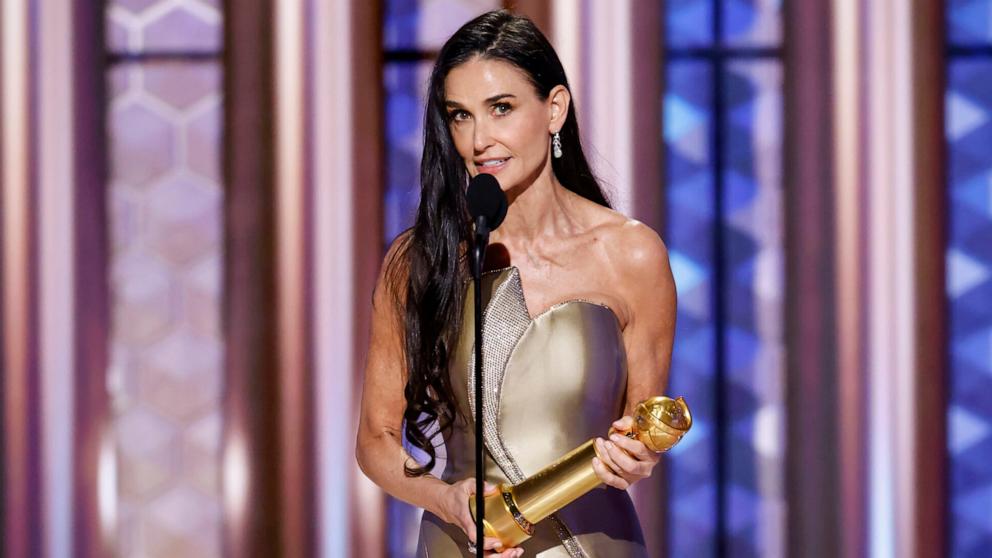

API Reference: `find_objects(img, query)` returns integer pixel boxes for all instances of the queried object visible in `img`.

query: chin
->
[474,170,514,188]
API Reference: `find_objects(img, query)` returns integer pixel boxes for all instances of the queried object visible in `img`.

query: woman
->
[356,10,676,558]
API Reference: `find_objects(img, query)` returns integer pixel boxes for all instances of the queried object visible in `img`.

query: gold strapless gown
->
[417,267,648,558]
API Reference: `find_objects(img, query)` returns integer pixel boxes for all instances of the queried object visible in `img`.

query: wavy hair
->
[396,9,611,476]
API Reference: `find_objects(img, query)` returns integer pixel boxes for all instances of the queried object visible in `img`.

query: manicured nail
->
[605,441,614,449]
[610,434,621,442]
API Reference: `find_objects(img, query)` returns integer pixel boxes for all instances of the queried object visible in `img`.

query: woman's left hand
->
[591,416,661,490]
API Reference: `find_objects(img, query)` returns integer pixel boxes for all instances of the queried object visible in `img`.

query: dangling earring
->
[552,131,563,159]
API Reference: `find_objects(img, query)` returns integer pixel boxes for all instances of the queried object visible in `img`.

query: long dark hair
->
[397,10,611,476]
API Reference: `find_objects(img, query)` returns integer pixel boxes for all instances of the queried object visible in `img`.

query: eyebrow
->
[444,94,517,108]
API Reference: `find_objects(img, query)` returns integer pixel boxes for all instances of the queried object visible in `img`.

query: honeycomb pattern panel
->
[107,0,221,54]
[108,59,223,558]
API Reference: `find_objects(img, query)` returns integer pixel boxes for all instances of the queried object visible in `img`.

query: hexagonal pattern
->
[183,256,221,337]
[110,100,176,187]
[145,174,221,266]
[186,103,221,182]
[106,7,224,553]
[145,486,221,558]
[184,412,221,494]
[111,251,177,345]
[143,5,220,53]
[108,0,221,54]
[144,62,220,111]
[113,0,166,15]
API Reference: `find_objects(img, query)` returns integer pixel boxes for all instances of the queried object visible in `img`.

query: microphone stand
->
[471,215,489,553]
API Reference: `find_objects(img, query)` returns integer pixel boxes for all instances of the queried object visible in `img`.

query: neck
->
[494,160,576,242]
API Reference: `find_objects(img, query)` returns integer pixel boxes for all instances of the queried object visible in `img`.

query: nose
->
[472,120,494,154]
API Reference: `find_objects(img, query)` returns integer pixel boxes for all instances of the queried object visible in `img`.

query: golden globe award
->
[469,396,693,547]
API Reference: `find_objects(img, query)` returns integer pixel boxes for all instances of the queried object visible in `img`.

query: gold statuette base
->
[469,484,535,547]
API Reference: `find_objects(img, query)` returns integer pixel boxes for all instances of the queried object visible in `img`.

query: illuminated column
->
[2,0,109,556]
[224,1,384,556]
[1,0,42,553]
[550,0,664,225]
[313,1,385,557]
[826,0,947,556]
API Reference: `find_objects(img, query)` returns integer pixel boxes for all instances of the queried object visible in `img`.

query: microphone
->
[465,173,507,551]
[466,173,508,238]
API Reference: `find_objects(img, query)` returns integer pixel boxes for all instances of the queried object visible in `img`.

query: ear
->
[547,85,571,133]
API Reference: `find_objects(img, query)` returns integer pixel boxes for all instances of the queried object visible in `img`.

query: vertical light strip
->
[553,0,643,215]
[549,0,661,223]
[865,0,896,553]
[2,0,34,554]
[891,1,917,555]
[831,0,868,555]
[585,0,634,214]
[38,0,75,555]
[315,0,354,555]
[551,0,582,111]
[865,0,917,556]
[274,0,310,555]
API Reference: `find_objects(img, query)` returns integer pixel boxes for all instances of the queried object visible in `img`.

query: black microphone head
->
[466,174,508,230]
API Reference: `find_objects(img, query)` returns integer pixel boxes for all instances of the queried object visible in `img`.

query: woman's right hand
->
[436,478,524,557]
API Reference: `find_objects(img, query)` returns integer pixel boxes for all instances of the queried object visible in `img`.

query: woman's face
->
[444,57,566,190]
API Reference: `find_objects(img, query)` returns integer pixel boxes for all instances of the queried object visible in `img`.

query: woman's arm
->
[354,239,512,554]
[592,222,677,489]
[617,223,676,413]
[354,237,451,514]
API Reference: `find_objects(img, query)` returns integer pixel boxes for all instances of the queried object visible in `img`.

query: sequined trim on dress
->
[467,268,588,558]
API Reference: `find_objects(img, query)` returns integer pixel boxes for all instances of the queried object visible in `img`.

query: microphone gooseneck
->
[466,173,507,551]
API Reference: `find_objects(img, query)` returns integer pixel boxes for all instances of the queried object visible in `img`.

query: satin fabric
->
[416,267,647,558]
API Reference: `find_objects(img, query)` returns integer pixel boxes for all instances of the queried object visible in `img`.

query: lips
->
[474,157,511,173]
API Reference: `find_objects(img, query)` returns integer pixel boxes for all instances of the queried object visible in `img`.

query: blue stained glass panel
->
[665,59,719,558]
[721,59,784,557]
[948,0,992,46]
[384,0,502,51]
[384,61,433,245]
[384,0,421,50]
[666,0,715,48]
[721,0,783,47]
[947,58,992,558]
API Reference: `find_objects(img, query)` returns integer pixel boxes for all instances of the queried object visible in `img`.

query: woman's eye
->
[448,110,469,122]
[494,103,512,115]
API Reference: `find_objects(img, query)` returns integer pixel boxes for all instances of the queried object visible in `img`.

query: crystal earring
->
[552,131,563,159]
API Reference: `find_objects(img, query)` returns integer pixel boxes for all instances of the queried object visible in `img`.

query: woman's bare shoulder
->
[614,219,669,272]
[575,200,668,269]
[592,216,672,299]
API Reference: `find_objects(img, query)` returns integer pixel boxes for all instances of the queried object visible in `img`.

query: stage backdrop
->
[106,1,225,556]
[946,0,992,553]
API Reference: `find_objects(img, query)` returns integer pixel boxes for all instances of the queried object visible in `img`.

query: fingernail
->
[610,434,621,442]
[605,440,614,449]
